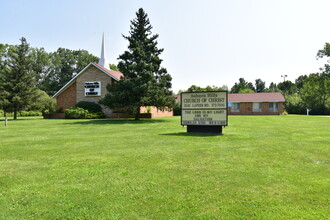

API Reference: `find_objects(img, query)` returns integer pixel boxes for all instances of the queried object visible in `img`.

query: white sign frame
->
[84,81,101,96]
[181,91,228,126]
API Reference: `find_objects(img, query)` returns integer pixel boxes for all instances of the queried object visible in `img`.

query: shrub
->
[173,102,181,116]
[76,101,103,113]
[0,110,42,117]
[28,90,56,113]
[55,107,64,113]
[86,112,105,119]
[65,107,105,119]
[284,93,305,114]
[18,111,42,116]
[143,106,152,113]
[65,107,88,119]
[147,106,152,113]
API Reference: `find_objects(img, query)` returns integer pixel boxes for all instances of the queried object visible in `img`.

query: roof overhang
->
[230,100,285,103]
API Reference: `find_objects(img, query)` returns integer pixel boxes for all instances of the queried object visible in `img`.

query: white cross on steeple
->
[98,33,110,70]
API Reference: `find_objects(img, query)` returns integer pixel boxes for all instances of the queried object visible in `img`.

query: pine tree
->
[0,37,37,119]
[100,8,175,120]
[0,44,8,118]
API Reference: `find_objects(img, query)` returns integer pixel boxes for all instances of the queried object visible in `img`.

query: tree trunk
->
[13,110,17,120]
[4,112,7,127]
[135,106,141,120]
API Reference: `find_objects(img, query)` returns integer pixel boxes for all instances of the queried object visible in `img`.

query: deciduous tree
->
[183,85,227,93]
[40,48,98,95]
[255,78,265,93]
[295,75,308,92]
[265,82,280,92]
[317,42,330,74]
[28,89,56,113]
[231,78,254,93]
[277,80,297,95]
[300,73,330,114]
[239,88,255,93]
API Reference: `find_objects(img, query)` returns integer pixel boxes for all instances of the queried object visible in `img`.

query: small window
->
[232,103,240,112]
[253,103,262,112]
[269,102,278,112]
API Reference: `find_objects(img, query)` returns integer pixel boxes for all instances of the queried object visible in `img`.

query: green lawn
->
[0,115,329,219]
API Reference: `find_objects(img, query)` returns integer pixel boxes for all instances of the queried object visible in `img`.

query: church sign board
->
[85,81,101,96]
[181,91,228,134]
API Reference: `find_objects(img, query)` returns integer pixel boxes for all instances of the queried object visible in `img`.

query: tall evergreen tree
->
[0,44,8,115]
[100,8,175,120]
[0,38,37,119]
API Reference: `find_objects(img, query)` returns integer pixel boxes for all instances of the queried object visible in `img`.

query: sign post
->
[181,91,228,134]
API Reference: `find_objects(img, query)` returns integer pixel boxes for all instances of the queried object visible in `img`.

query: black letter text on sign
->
[181,91,228,134]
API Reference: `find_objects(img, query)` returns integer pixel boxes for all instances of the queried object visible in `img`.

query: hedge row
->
[0,110,43,117]
[65,107,105,119]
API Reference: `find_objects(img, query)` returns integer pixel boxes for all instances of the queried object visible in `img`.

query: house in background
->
[52,35,173,118]
[228,92,285,115]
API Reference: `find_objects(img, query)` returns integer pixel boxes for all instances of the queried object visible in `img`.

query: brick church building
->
[52,35,173,118]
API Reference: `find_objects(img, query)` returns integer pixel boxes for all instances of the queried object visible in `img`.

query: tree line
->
[0,38,101,119]
[181,43,330,115]
[1,43,100,96]
[229,73,329,114]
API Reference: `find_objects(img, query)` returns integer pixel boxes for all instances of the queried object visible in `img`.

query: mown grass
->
[0,115,329,219]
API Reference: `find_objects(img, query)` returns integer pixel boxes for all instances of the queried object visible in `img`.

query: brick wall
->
[43,113,65,119]
[113,107,173,118]
[140,106,173,118]
[278,102,284,114]
[76,65,114,117]
[55,65,173,118]
[229,102,284,115]
[56,82,76,111]
[111,113,152,118]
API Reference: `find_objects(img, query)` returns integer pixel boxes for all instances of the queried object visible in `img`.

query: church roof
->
[94,63,123,80]
[52,62,123,98]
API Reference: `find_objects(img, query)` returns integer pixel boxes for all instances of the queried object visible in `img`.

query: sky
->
[1,0,330,93]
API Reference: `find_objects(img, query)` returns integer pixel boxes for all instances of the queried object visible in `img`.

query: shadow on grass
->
[160,132,223,137]
[63,118,168,125]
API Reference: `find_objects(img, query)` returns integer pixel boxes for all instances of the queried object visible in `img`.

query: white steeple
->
[98,33,110,70]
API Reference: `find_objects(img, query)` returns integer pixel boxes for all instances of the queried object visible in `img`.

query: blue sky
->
[1,0,330,92]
